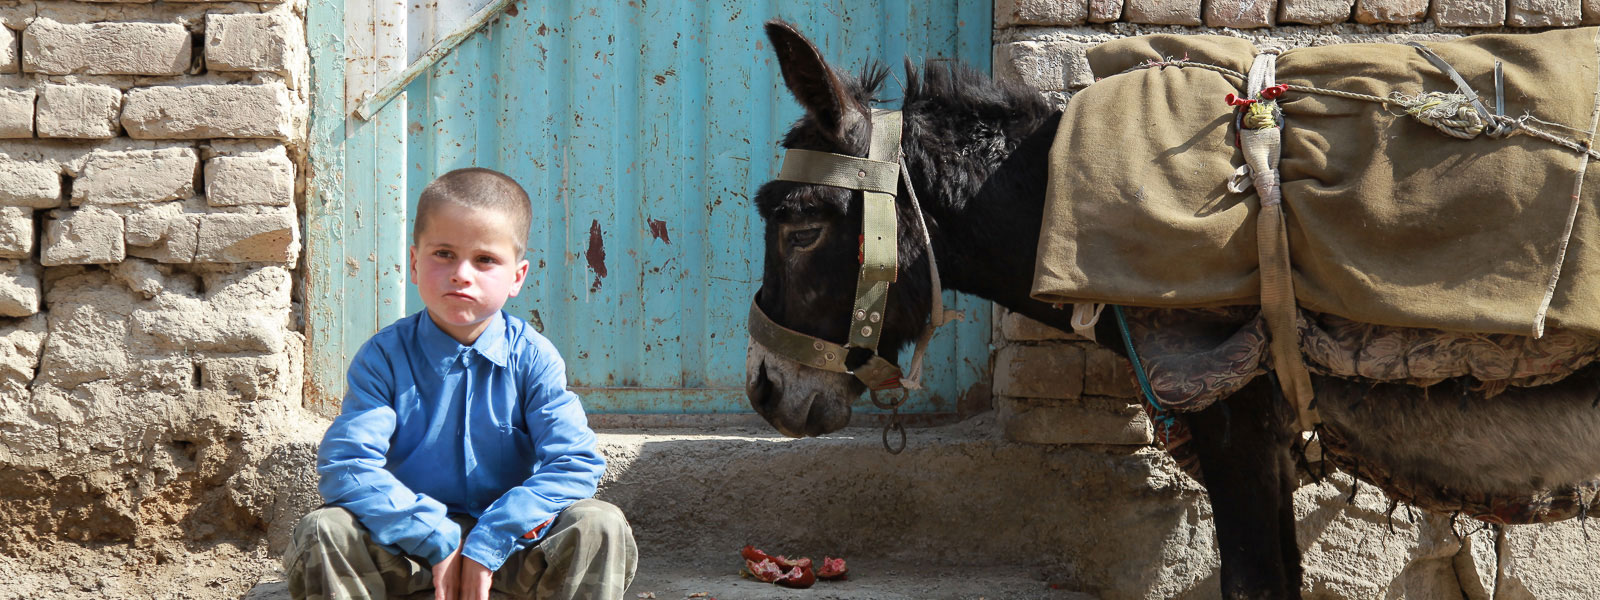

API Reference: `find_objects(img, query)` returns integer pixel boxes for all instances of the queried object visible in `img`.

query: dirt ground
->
[0,538,278,600]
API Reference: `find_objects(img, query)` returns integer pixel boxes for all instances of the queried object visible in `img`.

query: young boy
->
[284,167,637,600]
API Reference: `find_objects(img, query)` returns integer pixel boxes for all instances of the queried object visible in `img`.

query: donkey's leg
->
[1187,379,1302,599]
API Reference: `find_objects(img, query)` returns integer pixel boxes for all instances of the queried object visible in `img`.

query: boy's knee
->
[560,499,631,536]
[292,507,366,552]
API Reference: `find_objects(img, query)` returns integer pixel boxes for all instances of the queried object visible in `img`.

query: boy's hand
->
[431,548,462,600]
[460,556,493,600]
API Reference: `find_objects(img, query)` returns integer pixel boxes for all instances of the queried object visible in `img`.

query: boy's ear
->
[507,258,530,298]
[408,245,418,283]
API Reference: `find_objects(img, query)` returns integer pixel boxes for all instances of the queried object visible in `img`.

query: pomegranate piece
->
[744,558,785,583]
[817,556,848,580]
[738,546,818,588]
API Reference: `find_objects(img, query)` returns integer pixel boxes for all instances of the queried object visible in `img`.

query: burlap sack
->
[1032,28,1600,337]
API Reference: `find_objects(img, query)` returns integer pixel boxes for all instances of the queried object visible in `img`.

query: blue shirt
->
[316,310,605,571]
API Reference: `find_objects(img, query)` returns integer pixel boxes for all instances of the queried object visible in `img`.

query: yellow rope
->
[1243,102,1277,129]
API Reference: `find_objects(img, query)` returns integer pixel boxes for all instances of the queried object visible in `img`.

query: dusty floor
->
[0,539,279,600]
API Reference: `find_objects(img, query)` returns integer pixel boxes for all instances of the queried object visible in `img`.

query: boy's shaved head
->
[414,167,533,255]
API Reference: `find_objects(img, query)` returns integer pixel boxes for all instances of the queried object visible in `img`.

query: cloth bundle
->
[1032,28,1600,338]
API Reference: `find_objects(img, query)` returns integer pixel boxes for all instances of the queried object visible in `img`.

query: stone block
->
[125,211,199,263]
[1124,0,1204,24]
[0,160,62,209]
[131,309,284,353]
[41,209,124,265]
[200,353,294,401]
[21,19,191,76]
[1207,0,1277,27]
[0,206,31,259]
[205,155,294,207]
[1279,0,1357,23]
[1084,347,1139,398]
[122,84,292,140]
[998,308,1081,342]
[0,89,36,138]
[1354,0,1430,22]
[74,148,197,206]
[994,42,1094,93]
[1508,0,1582,25]
[0,26,15,73]
[1435,0,1507,25]
[35,84,121,139]
[195,212,297,263]
[0,314,46,384]
[0,259,39,316]
[1586,0,1600,23]
[995,396,1154,445]
[994,343,1084,400]
[1090,0,1126,21]
[73,148,198,206]
[996,0,1088,27]
[205,14,293,74]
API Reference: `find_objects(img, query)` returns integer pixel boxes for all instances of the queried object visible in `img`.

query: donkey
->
[743,21,1600,599]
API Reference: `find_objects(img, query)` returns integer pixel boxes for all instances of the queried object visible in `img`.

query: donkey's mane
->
[768,58,1058,218]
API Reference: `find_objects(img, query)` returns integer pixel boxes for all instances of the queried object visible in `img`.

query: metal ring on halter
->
[870,387,907,410]
[882,420,906,454]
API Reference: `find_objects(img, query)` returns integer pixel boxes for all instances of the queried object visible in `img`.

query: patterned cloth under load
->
[1126,307,1600,523]
[1122,307,1600,413]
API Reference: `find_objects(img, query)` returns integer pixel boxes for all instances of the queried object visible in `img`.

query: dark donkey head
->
[745,21,1058,437]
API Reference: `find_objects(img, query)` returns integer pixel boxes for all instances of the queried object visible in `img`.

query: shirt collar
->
[416,310,511,374]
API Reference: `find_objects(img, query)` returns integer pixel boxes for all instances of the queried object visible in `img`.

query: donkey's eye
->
[787,227,823,250]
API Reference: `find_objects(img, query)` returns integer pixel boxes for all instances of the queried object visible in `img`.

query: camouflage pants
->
[283,499,637,600]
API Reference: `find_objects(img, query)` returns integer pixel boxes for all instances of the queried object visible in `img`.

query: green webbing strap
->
[777,150,899,194]
[748,298,905,390]
[748,298,850,373]
[847,110,902,350]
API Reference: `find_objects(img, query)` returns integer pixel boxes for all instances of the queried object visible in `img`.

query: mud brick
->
[1124,0,1204,25]
[1207,0,1278,27]
[996,0,1088,26]
[1280,0,1357,24]
[1354,0,1430,23]
[994,343,1085,400]
[122,84,292,140]
[205,156,294,207]
[22,19,190,75]
[36,84,121,139]
[73,148,198,205]
[41,208,124,265]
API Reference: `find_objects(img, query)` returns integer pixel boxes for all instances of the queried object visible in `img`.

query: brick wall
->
[0,0,316,559]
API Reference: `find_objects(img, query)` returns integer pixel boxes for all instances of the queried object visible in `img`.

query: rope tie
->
[1392,91,1495,139]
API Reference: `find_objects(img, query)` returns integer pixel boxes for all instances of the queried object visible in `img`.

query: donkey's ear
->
[765,19,866,147]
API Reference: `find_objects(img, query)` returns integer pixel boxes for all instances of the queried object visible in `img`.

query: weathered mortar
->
[0,0,320,574]
[992,1,1600,596]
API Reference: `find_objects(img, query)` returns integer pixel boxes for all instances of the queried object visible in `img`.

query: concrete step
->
[245,559,1097,600]
[626,556,1097,600]
[244,415,1214,599]
[593,415,1215,599]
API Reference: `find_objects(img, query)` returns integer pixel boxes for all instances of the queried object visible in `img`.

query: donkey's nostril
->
[748,361,776,414]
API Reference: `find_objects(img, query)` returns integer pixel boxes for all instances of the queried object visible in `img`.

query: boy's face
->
[409,204,530,345]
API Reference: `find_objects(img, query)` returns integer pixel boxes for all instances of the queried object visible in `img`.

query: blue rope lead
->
[1112,305,1176,429]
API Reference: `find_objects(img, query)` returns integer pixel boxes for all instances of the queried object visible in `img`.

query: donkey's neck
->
[911,110,1082,333]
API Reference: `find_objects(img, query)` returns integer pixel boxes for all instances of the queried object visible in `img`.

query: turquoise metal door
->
[307,0,993,415]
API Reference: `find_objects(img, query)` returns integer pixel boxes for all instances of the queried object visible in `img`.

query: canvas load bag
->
[1031,28,1600,340]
